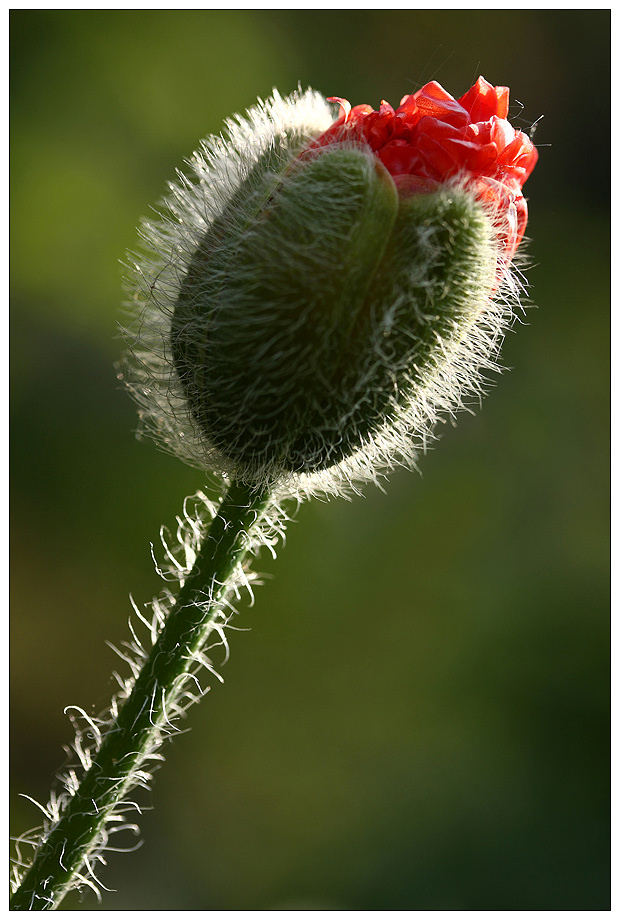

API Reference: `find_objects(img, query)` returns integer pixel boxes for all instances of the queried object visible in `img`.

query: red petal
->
[415,114,466,144]
[414,132,463,179]
[349,104,375,119]
[378,141,427,177]
[458,76,510,121]
[520,144,539,182]
[463,142,499,173]
[326,97,351,125]
[489,115,516,153]
[309,77,537,264]
[412,81,469,129]
[495,86,510,120]
[392,112,418,139]
[414,116,496,174]
[379,100,395,116]
[497,135,525,167]
[361,110,396,149]
[393,96,420,130]
[496,131,538,184]
[467,121,492,143]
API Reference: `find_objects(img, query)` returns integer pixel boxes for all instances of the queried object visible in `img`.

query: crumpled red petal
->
[312,76,538,268]
[458,76,509,122]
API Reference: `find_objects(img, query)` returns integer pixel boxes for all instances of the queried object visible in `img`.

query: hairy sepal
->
[173,146,400,479]
[173,153,501,489]
[121,89,521,502]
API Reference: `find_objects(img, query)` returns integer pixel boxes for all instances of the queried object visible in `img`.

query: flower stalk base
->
[10,480,271,911]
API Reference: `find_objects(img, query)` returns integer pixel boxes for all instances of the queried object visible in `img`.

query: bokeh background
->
[10,10,609,910]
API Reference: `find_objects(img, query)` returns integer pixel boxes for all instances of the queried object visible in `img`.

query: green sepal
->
[172,146,399,475]
[172,148,496,480]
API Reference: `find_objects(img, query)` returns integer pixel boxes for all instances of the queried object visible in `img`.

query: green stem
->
[10,479,271,911]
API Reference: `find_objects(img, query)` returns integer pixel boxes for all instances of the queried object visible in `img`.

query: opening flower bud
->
[172,146,496,478]
[123,82,537,496]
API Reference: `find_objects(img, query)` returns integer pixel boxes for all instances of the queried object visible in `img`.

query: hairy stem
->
[10,479,271,911]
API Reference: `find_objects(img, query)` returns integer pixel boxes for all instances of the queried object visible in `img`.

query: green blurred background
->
[10,10,609,910]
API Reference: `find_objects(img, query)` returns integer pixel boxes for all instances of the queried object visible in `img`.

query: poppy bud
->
[122,82,537,496]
